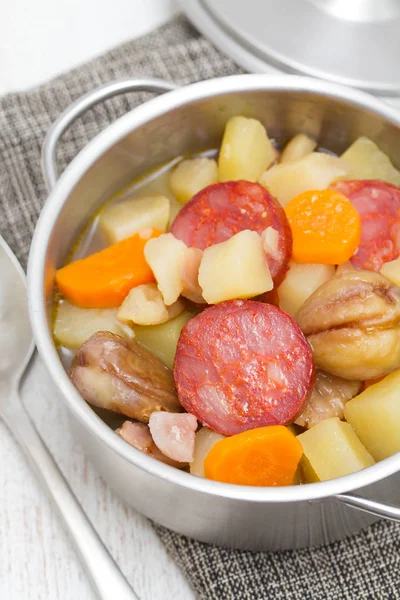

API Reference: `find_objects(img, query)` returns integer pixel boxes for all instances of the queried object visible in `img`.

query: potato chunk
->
[218,116,276,182]
[297,417,375,482]
[190,428,226,477]
[344,370,400,461]
[278,262,335,317]
[169,158,218,204]
[132,310,195,369]
[53,299,133,349]
[99,195,170,243]
[341,136,400,186]
[280,134,317,163]
[259,152,349,207]
[198,229,273,304]
[117,283,185,326]
[380,256,400,286]
[144,233,187,305]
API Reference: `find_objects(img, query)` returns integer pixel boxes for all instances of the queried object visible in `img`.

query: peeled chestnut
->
[70,331,182,421]
[296,270,400,380]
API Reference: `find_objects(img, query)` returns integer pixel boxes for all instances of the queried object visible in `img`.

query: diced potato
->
[190,428,225,477]
[380,256,400,286]
[198,229,273,304]
[132,310,195,369]
[259,152,349,207]
[341,136,400,186]
[278,262,335,317]
[261,226,280,260]
[280,134,317,164]
[144,233,187,305]
[99,195,170,243]
[117,283,185,326]
[344,370,400,461]
[218,116,276,182]
[53,299,133,349]
[297,417,375,482]
[169,158,218,204]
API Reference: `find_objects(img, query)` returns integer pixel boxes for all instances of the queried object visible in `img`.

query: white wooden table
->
[0,1,195,598]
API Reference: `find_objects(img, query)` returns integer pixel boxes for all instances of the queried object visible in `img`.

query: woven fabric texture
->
[0,14,399,600]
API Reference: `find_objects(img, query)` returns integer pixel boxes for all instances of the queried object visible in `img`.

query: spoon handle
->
[3,387,140,600]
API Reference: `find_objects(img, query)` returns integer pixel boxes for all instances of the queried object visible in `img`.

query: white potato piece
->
[297,417,375,483]
[280,134,317,164]
[53,299,133,349]
[190,428,225,477]
[144,233,187,305]
[278,262,335,317]
[380,256,400,286]
[261,226,280,260]
[99,195,170,243]
[341,136,400,186]
[133,310,195,369]
[218,116,276,182]
[198,229,273,304]
[344,370,400,461]
[117,283,185,326]
[169,158,218,204]
[259,152,349,207]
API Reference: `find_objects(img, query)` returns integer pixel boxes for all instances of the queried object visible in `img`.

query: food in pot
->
[116,421,185,468]
[170,180,292,286]
[70,331,182,420]
[174,300,314,435]
[295,370,362,429]
[285,189,361,264]
[204,426,303,486]
[99,195,170,243]
[298,418,375,482]
[280,133,317,164]
[52,115,400,487]
[198,229,273,304]
[169,157,218,205]
[277,262,335,317]
[190,428,226,477]
[56,228,161,308]
[340,136,400,185]
[218,116,277,182]
[331,180,400,271]
[117,283,185,327]
[53,299,133,349]
[296,270,400,380]
[344,369,400,461]
[259,152,349,207]
[148,412,198,463]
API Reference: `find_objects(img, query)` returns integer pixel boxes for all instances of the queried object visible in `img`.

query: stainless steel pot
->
[28,74,400,551]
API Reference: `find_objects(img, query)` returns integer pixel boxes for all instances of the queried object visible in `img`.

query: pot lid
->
[181,0,400,97]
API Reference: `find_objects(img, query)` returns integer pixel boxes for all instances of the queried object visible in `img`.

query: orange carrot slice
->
[204,426,303,487]
[285,189,361,264]
[362,376,386,391]
[56,228,162,308]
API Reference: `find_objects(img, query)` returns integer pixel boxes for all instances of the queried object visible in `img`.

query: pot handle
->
[335,493,400,523]
[42,78,177,190]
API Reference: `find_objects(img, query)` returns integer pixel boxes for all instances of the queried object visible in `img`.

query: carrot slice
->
[204,426,303,487]
[285,189,361,264]
[56,228,162,308]
[362,376,386,391]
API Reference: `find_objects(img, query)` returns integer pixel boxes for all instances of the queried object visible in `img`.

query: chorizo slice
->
[332,180,400,271]
[173,300,314,435]
[170,181,292,286]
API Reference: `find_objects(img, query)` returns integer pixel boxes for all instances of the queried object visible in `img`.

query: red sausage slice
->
[174,299,314,436]
[332,180,400,271]
[170,181,292,286]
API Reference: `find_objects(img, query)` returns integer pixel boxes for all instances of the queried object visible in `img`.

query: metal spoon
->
[0,235,139,600]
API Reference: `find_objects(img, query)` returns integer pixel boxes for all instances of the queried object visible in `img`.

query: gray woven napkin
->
[0,15,399,600]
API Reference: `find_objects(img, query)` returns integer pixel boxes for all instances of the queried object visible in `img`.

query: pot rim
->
[28,73,400,503]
